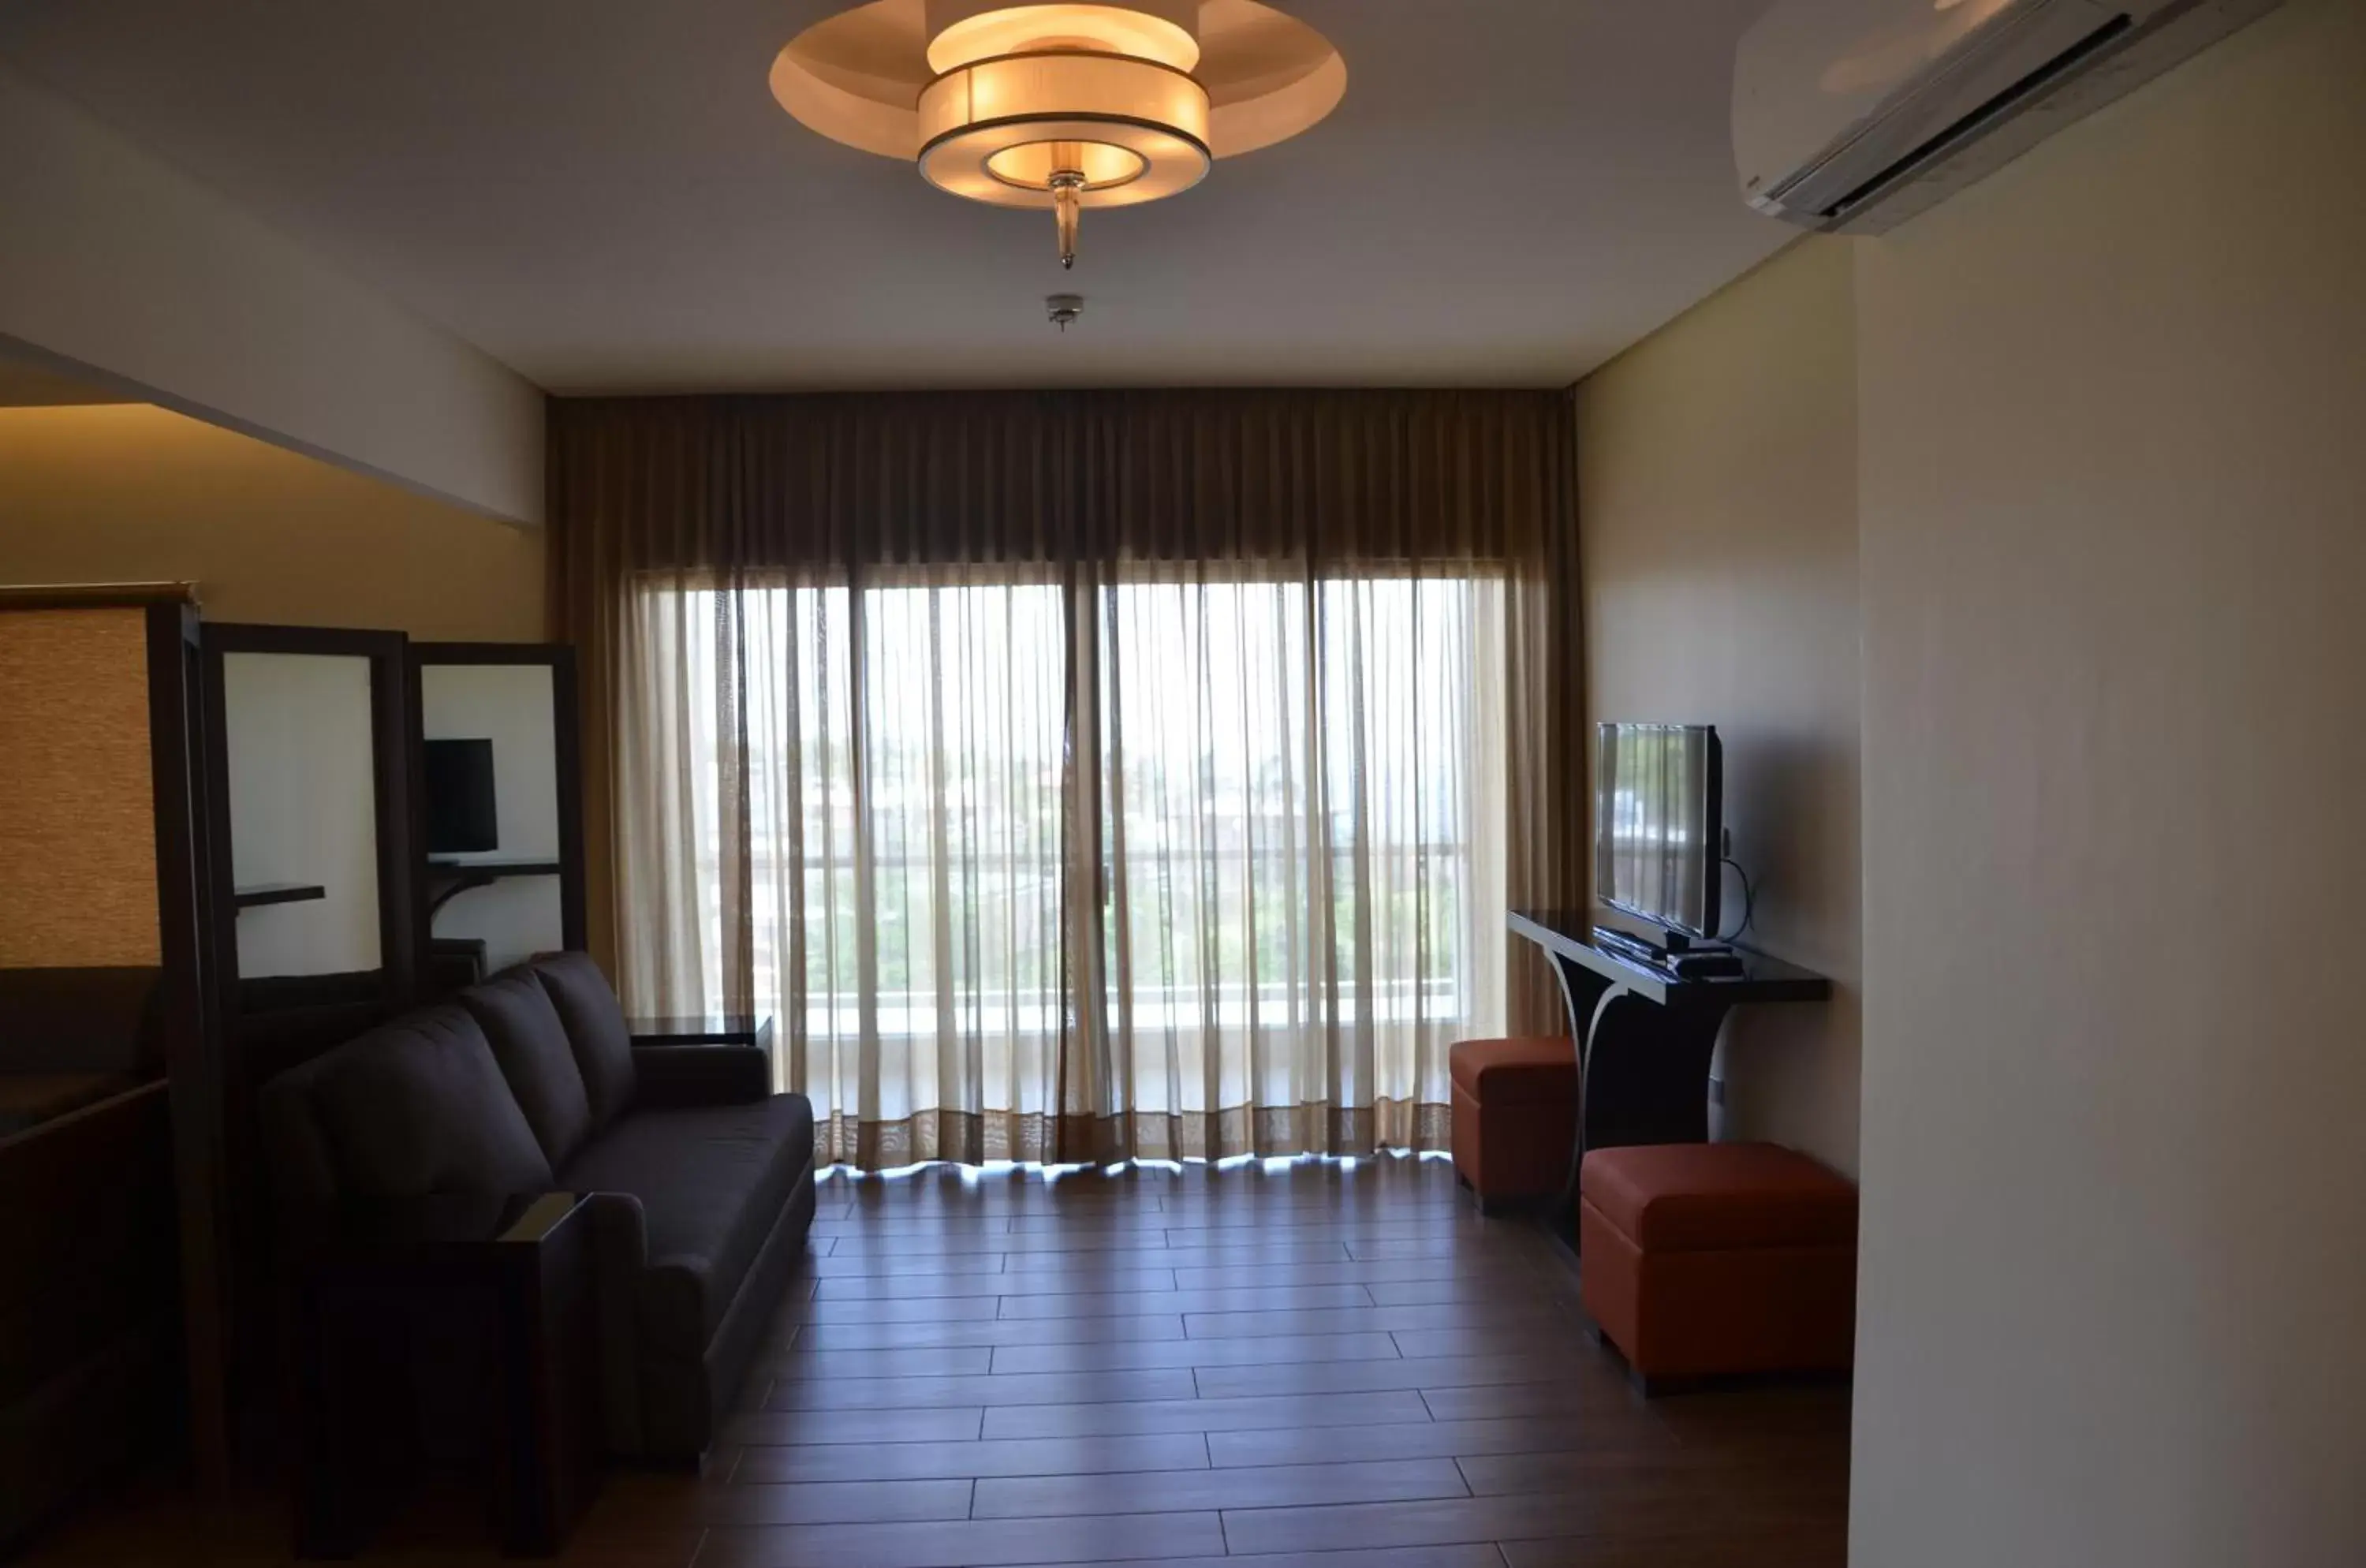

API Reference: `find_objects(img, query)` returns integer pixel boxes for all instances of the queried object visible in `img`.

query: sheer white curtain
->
[618,566,1506,1169]
[1092,573,1506,1158]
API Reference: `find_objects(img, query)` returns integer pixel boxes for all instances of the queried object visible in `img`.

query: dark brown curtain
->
[550,389,1582,1166]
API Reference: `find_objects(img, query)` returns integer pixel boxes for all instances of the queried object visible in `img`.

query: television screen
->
[1595,722,1722,940]
[424,738,498,856]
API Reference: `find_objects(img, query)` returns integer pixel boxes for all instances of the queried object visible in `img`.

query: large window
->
[623,568,1506,1163]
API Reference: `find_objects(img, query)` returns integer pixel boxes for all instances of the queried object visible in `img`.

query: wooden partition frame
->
[0,583,230,1497]
[199,624,420,1023]
[409,644,588,984]
[198,624,421,1458]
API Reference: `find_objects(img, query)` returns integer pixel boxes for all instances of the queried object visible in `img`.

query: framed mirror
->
[410,644,585,996]
[200,624,415,1047]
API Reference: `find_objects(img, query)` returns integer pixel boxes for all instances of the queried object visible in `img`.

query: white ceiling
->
[0,2,1789,394]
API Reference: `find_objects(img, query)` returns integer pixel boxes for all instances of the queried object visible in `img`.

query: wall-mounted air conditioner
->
[1734,0,2286,233]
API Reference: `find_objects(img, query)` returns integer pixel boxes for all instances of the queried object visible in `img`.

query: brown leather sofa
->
[259,953,815,1459]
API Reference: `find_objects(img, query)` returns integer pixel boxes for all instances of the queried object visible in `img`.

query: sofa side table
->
[291,1191,600,1559]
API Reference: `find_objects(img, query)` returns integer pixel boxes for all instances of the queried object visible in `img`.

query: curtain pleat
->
[551,390,1582,1170]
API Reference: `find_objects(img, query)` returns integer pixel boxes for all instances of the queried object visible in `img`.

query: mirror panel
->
[221,651,383,980]
[420,661,565,972]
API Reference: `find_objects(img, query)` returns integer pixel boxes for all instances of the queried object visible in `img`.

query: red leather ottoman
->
[1448,1037,1577,1215]
[1578,1141,1857,1392]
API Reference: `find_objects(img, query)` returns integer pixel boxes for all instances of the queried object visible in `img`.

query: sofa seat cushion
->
[1580,1142,1857,1253]
[531,954,639,1132]
[301,1004,554,1200]
[1449,1037,1577,1103]
[459,968,595,1167]
[558,1093,815,1355]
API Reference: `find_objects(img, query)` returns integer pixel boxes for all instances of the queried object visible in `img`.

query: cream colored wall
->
[1851,2,2366,1564]
[0,60,545,523]
[0,404,543,640]
[1577,236,1862,1175]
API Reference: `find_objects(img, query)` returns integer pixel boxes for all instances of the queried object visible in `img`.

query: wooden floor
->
[32,1156,1849,1566]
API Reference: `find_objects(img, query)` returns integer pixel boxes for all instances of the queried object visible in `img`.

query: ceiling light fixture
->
[772,0,1347,270]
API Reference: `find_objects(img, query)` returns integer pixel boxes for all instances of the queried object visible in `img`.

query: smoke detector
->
[1047,293,1084,332]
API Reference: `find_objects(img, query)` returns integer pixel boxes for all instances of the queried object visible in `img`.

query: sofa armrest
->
[577,1191,647,1457]
[629,1044,771,1107]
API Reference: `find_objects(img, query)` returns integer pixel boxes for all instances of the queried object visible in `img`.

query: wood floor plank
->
[994,1551,1507,1568]
[1192,1353,1607,1401]
[1366,1278,1579,1308]
[767,1346,995,1379]
[986,1330,1401,1375]
[1160,1218,1486,1246]
[1214,1491,1707,1557]
[1497,1530,1845,1567]
[786,1315,1189,1351]
[1207,1416,1681,1470]
[1388,1324,1580,1360]
[763,1367,1198,1410]
[972,1458,1469,1518]
[735,1432,1212,1484]
[606,1477,975,1525]
[808,1253,1009,1278]
[998,1238,1364,1267]
[793,1290,1012,1320]
[1221,1484,1851,1559]
[1170,1258,1558,1291]
[699,1511,1229,1568]
[995,1284,1376,1319]
[1420,1380,1646,1424]
[1454,1449,1845,1501]
[1183,1304,1574,1341]
[807,1214,1014,1234]
[806,1267,1177,1301]
[983,1388,1434,1439]
[721,1406,986,1447]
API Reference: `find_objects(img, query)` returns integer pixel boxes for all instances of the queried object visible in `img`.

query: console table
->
[1508,909,1830,1227]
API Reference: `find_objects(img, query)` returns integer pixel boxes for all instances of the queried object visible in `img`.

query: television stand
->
[1510,909,1830,1241]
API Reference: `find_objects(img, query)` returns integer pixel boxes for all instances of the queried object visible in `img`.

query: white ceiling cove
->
[0,2,1789,394]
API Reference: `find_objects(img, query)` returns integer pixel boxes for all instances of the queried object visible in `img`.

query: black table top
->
[626,1014,772,1043]
[1509,909,1831,1006]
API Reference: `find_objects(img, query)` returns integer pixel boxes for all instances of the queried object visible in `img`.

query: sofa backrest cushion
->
[278,1004,552,1203]
[458,967,595,1167]
[529,953,638,1130]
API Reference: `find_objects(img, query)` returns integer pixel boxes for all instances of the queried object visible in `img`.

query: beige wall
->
[0,61,545,522]
[1851,2,2366,1564]
[1577,237,1862,1175]
[0,404,544,640]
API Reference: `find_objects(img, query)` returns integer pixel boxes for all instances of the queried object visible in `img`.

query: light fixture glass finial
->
[1051,169,1084,268]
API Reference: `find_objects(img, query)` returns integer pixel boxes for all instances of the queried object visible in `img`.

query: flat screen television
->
[1595,722,1722,942]
[423,737,498,856]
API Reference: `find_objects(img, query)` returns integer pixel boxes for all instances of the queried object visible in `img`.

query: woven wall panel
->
[0,607,162,967]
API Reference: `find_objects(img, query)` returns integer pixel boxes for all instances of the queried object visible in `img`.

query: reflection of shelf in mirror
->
[424,859,565,922]
[234,883,327,911]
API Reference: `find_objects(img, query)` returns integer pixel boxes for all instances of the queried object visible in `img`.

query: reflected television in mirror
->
[424,737,498,856]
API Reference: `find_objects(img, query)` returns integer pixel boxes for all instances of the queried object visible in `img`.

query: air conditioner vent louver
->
[1735,0,2285,234]
[1817,11,2134,222]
